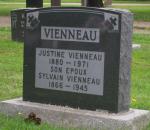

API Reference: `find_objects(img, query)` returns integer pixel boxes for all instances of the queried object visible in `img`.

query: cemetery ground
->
[0,2,150,130]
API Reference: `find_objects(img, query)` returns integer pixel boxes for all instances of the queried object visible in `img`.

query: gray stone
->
[118,9,133,112]
[23,7,133,113]
[104,8,133,112]
[0,98,150,130]
[11,8,34,42]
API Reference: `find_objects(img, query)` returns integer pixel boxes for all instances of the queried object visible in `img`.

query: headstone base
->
[0,98,150,130]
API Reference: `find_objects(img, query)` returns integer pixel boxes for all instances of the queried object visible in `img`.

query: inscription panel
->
[35,48,104,95]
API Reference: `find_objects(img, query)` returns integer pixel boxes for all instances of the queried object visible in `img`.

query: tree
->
[26,0,43,7]
[86,0,104,7]
[51,0,61,6]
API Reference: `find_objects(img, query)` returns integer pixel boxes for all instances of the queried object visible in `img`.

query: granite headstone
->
[11,0,43,42]
[11,8,44,42]
[11,9,28,42]
[23,7,133,113]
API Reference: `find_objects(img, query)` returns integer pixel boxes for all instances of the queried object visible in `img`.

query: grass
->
[113,1,150,3]
[133,34,150,44]
[145,124,150,130]
[131,44,150,110]
[0,4,25,16]
[0,113,82,130]
[130,33,150,111]
[0,27,23,100]
[112,6,150,21]
[131,32,150,109]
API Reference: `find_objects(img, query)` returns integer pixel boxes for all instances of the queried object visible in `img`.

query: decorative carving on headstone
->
[26,11,40,31]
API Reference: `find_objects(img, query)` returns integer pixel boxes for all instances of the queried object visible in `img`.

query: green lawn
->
[133,34,150,44]
[131,33,150,110]
[131,46,150,109]
[0,4,25,16]
[113,1,150,3]
[0,27,22,100]
[0,24,150,129]
[113,6,150,21]
[0,113,81,130]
